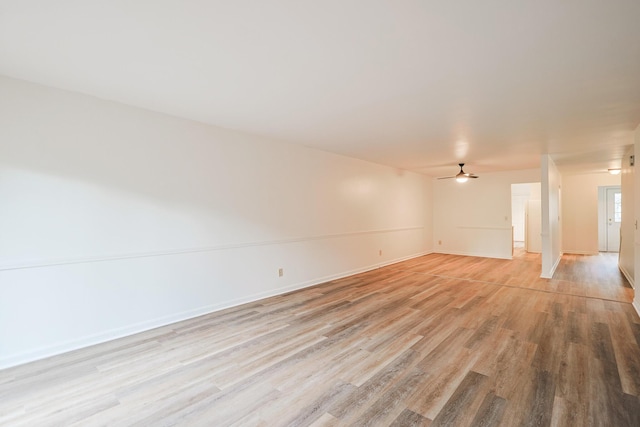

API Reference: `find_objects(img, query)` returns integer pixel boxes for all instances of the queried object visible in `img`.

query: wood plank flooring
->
[1,252,639,426]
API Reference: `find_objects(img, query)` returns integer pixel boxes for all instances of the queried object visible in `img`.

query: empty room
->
[2,1,640,426]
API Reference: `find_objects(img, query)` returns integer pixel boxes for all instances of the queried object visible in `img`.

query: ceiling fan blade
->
[468,175,479,178]
[437,176,456,180]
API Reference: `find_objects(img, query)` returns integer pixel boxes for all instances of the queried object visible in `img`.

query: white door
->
[511,194,528,242]
[526,199,542,253]
[606,187,621,252]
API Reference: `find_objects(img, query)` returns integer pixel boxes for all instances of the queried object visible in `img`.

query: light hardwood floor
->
[1,252,639,426]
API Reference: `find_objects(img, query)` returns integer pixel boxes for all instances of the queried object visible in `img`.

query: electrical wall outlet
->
[438,240,442,245]
[278,268,284,277]
[379,249,382,256]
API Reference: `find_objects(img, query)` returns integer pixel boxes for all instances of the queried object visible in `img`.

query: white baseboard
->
[619,264,635,289]
[433,250,512,260]
[541,255,562,279]
[0,250,432,370]
[0,304,232,370]
[561,250,599,255]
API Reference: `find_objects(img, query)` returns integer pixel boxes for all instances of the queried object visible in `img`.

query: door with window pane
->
[606,187,621,252]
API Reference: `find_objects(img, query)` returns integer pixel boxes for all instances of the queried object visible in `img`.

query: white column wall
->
[634,125,640,314]
[541,155,562,278]
[620,145,635,287]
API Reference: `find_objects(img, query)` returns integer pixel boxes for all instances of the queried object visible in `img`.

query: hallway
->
[394,251,633,303]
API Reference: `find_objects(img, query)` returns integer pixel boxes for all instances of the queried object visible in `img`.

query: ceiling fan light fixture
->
[608,168,621,175]
[437,163,478,181]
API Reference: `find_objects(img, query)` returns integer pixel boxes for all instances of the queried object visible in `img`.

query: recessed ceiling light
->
[608,168,621,175]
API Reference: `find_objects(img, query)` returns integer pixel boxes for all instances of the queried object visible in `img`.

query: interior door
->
[526,199,542,253]
[606,187,621,252]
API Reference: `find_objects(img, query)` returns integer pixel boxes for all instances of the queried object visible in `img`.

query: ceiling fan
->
[438,163,479,183]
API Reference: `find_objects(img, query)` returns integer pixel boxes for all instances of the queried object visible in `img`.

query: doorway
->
[511,183,542,254]
[598,185,621,252]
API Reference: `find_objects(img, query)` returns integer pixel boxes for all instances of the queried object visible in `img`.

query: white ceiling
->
[1,1,639,177]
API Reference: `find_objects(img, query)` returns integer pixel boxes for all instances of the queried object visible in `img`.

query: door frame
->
[598,185,622,252]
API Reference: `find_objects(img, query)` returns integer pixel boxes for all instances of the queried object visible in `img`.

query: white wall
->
[634,124,640,314]
[0,76,433,368]
[541,155,562,278]
[620,145,635,287]
[561,172,621,255]
[433,169,540,259]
